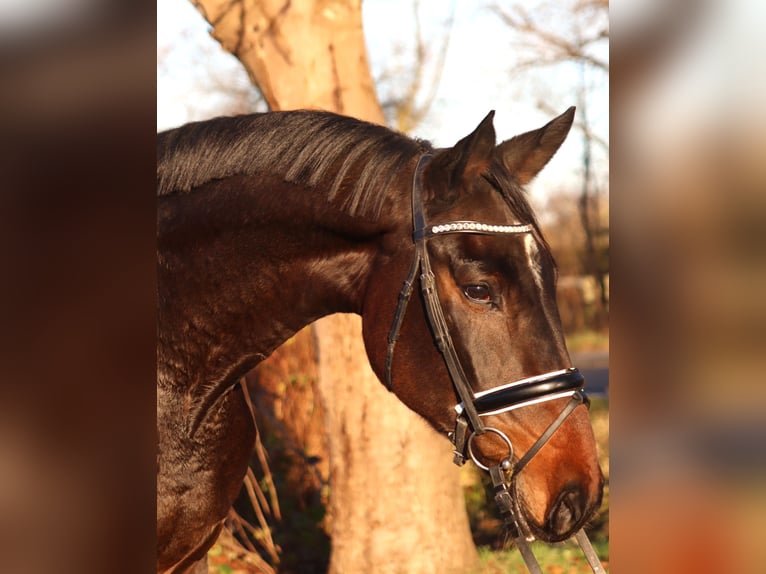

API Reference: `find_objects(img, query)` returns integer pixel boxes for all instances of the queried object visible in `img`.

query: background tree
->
[157,23,266,120]
[374,0,455,133]
[495,0,609,331]
[186,1,478,572]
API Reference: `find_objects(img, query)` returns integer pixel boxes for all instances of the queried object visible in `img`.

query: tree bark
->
[314,315,478,574]
[243,328,331,573]
[191,1,478,572]
[192,0,382,119]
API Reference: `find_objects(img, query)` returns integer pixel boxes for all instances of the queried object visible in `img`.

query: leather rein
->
[384,154,605,574]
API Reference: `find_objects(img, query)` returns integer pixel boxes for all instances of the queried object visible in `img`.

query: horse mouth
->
[512,479,603,543]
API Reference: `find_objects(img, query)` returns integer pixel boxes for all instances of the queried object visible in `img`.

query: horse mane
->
[157,110,551,250]
[157,110,431,219]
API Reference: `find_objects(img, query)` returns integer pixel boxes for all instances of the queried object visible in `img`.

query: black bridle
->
[385,154,605,574]
[385,153,587,463]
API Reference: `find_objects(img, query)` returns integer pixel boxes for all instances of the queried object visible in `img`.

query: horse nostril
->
[545,486,584,540]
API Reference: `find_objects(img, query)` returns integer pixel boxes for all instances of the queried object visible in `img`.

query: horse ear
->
[451,110,496,182]
[496,106,575,185]
[426,111,496,203]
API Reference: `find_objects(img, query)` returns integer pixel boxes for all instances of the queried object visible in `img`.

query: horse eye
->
[463,284,492,303]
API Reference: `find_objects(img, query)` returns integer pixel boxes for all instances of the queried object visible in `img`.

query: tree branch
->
[495,4,608,72]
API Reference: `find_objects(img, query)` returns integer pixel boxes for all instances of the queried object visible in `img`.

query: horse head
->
[362,108,603,543]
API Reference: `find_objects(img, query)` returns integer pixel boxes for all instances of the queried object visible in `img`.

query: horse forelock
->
[484,158,555,264]
[157,111,431,220]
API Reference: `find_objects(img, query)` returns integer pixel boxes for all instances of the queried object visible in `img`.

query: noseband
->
[385,155,604,573]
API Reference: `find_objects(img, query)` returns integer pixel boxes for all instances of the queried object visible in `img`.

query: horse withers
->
[157,108,604,573]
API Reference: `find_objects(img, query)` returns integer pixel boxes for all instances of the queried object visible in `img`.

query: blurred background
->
[0,0,764,573]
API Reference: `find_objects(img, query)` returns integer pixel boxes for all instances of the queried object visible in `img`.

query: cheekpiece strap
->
[409,154,486,434]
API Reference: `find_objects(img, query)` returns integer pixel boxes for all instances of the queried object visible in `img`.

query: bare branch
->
[494,0,609,325]
[379,0,456,132]
[494,3,608,72]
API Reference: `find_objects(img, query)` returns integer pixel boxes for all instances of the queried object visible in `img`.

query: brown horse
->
[157,109,603,573]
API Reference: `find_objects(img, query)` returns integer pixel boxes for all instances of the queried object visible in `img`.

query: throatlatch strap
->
[385,254,421,390]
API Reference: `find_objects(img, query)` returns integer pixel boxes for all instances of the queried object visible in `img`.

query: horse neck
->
[157,172,406,391]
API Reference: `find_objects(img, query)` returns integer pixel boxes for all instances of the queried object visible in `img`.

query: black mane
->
[157,110,547,236]
[157,110,431,219]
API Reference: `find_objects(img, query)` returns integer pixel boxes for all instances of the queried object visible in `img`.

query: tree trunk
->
[576,78,608,329]
[243,328,331,574]
[192,0,382,119]
[314,315,478,574]
[191,1,478,572]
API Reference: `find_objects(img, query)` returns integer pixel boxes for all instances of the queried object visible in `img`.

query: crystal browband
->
[413,220,533,240]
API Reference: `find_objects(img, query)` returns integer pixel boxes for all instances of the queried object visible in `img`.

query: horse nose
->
[545,484,587,539]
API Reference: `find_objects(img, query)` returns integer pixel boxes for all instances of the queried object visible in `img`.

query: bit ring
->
[467,427,514,471]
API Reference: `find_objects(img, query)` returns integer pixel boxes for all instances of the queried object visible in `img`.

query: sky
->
[157,0,609,201]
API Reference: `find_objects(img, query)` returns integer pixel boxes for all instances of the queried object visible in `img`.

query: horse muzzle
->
[515,469,604,543]
[452,368,604,543]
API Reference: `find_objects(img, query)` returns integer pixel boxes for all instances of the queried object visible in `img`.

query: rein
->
[385,154,605,574]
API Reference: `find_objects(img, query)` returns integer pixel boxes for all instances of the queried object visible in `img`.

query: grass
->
[477,538,609,573]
